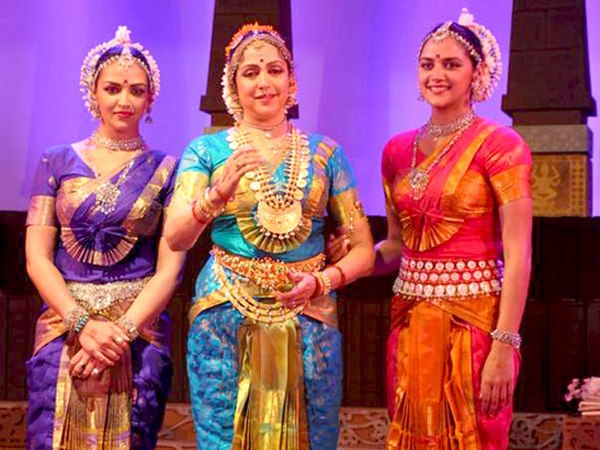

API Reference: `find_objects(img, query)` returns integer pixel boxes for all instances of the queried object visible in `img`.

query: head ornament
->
[80,26,160,118]
[221,23,297,119]
[419,8,502,102]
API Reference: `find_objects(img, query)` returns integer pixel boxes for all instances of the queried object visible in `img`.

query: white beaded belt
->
[392,257,503,300]
[67,276,151,314]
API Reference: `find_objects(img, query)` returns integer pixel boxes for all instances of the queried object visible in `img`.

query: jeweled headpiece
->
[221,23,297,119]
[419,8,502,103]
[80,26,161,119]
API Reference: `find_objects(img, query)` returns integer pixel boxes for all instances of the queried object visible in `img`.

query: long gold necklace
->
[407,117,476,200]
[227,123,310,239]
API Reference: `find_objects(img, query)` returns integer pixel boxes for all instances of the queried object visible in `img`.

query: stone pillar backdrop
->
[200,0,297,132]
[502,0,596,216]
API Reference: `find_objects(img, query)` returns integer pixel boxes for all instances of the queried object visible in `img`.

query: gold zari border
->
[27,195,56,227]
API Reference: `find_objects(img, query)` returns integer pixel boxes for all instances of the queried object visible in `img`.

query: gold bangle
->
[313,271,332,296]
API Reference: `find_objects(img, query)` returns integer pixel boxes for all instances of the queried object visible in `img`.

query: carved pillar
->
[502,0,596,216]
[200,0,296,133]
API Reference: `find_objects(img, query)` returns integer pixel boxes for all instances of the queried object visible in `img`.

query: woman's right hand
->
[215,145,263,200]
[77,319,130,366]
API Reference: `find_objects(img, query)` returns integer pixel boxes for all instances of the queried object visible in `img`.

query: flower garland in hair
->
[80,25,161,118]
[221,22,297,120]
[457,8,502,102]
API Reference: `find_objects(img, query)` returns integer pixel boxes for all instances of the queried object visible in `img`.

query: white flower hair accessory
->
[80,26,161,119]
[457,8,502,102]
[418,8,502,103]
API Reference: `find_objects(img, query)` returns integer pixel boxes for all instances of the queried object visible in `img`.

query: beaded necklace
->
[89,130,146,152]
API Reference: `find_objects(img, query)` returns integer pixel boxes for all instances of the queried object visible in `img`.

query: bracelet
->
[191,188,224,223]
[64,306,89,334]
[328,264,347,288]
[490,329,522,349]
[116,316,140,340]
[313,271,332,296]
[191,199,208,224]
[74,313,91,334]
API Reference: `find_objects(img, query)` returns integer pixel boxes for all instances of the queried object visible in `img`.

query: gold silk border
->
[490,164,532,206]
[174,171,209,204]
[232,320,309,449]
[441,125,498,199]
[27,195,57,227]
[123,155,176,236]
[60,228,138,267]
[309,139,336,216]
[328,188,366,229]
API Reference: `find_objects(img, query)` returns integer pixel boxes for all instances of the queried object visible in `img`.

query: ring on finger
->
[92,368,100,376]
[115,336,124,344]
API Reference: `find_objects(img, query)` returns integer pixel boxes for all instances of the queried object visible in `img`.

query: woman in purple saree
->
[25,26,184,449]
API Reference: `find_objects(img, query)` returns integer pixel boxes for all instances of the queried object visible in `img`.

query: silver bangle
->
[116,315,140,340]
[490,329,522,349]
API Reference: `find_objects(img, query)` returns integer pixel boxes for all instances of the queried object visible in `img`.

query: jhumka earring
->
[145,106,153,124]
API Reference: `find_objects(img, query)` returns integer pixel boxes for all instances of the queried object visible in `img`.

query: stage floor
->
[0,401,580,449]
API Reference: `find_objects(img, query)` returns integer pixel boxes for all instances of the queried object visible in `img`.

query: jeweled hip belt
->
[392,257,503,300]
[212,246,325,295]
[66,276,151,315]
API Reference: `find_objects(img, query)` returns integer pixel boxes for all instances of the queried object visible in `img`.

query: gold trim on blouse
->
[490,164,532,206]
[27,195,56,227]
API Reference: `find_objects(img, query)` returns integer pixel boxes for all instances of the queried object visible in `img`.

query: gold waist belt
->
[66,276,151,315]
[393,257,503,300]
[212,247,326,324]
[212,246,325,295]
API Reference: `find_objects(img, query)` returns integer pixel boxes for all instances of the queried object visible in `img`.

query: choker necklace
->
[425,110,477,140]
[89,131,146,152]
[239,117,288,139]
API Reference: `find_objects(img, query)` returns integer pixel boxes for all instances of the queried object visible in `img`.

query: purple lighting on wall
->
[2,0,599,215]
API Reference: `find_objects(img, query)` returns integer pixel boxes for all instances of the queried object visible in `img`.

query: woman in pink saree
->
[376,9,532,449]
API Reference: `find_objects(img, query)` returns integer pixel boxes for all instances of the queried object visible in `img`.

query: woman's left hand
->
[479,342,516,417]
[275,272,318,309]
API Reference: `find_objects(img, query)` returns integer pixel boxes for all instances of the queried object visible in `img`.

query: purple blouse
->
[27,145,177,283]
